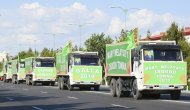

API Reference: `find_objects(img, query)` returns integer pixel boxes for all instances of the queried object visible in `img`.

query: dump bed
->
[106,42,131,77]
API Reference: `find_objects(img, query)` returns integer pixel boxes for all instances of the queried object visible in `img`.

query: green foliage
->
[115,29,129,42]
[72,45,85,51]
[161,22,185,43]
[85,33,113,76]
[13,48,39,60]
[40,48,54,57]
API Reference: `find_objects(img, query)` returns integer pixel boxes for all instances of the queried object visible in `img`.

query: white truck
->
[106,41,187,100]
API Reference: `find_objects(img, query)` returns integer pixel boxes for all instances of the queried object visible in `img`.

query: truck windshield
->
[144,49,182,61]
[74,57,99,66]
[20,62,25,68]
[36,61,54,67]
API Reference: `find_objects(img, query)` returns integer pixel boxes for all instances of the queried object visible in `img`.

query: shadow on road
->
[0,103,136,110]
[0,88,57,103]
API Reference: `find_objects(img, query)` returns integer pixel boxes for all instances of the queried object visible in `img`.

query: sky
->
[0,0,189,55]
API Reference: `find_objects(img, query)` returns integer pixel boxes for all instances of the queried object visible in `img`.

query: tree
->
[41,48,50,57]
[85,33,113,77]
[115,29,129,42]
[161,22,184,43]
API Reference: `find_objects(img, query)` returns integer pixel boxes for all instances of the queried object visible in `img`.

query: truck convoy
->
[12,59,26,84]
[25,57,56,86]
[106,41,187,100]
[56,43,102,91]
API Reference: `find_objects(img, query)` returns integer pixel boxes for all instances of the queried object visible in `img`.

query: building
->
[141,27,190,42]
[0,51,7,62]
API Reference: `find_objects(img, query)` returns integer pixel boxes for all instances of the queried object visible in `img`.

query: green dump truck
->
[25,57,56,86]
[106,41,187,100]
[3,61,12,83]
[12,59,26,84]
[56,43,102,91]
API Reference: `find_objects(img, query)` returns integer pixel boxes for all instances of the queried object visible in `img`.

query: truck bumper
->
[71,81,101,86]
[137,78,185,91]
[33,79,56,82]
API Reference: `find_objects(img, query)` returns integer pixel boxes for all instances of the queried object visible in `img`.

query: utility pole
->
[111,7,140,30]
[69,23,92,50]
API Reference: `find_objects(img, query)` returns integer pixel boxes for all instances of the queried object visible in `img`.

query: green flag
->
[62,41,72,55]
[125,28,138,49]
[126,30,136,49]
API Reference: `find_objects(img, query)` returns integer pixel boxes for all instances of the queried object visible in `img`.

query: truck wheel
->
[3,75,6,83]
[110,78,117,97]
[17,80,20,84]
[116,78,123,97]
[12,76,15,84]
[32,81,36,86]
[62,77,68,90]
[67,78,73,91]
[94,85,100,91]
[170,90,181,100]
[51,82,55,86]
[132,79,142,100]
[58,77,62,90]
[59,77,63,90]
[26,77,29,85]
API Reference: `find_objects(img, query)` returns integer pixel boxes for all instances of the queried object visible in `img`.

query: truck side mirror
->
[134,57,138,61]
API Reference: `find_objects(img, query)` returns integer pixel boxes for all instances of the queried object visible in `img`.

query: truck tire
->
[51,82,55,86]
[94,85,100,91]
[12,76,15,84]
[170,90,181,100]
[67,78,73,91]
[132,79,142,100]
[17,80,20,84]
[3,75,6,83]
[116,78,123,97]
[26,76,29,85]
[58,77,62,90]
[59,77,63,90]
[32,81,36,86]
[110,78,117,97]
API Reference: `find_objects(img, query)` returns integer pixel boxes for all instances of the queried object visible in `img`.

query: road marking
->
[67,96,78,99]
[83,91,110,95]
[160,100,190,104]
[43,86,58,89]
[6,97,14,101]
[111,104,132,109]
[40,91,48,94]
[23,88,28,91]
[32,106,43,110]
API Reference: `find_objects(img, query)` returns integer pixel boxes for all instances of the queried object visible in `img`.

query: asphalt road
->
[0,82,190,110]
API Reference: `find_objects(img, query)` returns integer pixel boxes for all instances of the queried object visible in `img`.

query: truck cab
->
[3,61,12,83]
[57,51,102,91]
[68,52,102,90]
[133,41,187,99]
[25,57,56,86]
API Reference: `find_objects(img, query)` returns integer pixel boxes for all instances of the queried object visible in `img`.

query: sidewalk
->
[182,90,190,93]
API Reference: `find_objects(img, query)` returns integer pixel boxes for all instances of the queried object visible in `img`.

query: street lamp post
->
[45,33,65,58]
[46,33,65,55]
[27,39,37,57]
[69,23,92,50]
[111,7,140,30]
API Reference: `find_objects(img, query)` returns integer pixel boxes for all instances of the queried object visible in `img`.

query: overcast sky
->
[0,0,189,55]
